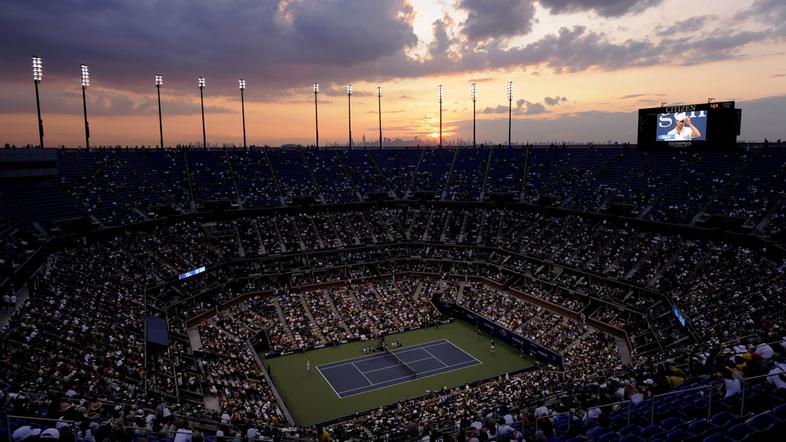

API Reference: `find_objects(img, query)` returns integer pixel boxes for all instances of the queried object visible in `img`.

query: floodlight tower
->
[155,75,164,148]
[377,86,383,149]
[80,64,91,148]
[471,82,477,148]
[239,79,247,148]
[313,83,319,148]
[347,84,353,149]
[507,81,513,147]
[198,76,206,148]
[32,56,44,148]
[438,85,443,147]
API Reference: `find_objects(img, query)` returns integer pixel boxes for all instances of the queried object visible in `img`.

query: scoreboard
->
[637,101,741,148]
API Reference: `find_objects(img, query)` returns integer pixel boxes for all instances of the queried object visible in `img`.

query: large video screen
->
[656,111,707,141]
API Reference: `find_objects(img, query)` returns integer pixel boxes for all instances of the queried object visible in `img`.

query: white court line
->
[336,359,480,398]
[316,366,340,398]
[442,338,483,364]
[318,339,449,371]
[422,347,448,367]
[351,362,374,385]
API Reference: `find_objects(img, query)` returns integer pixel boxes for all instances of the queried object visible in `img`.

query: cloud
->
[538,0,663,17]
[619,93,665,99]
[0,0,416,95]
[481,105,508,114]
[482,98,549,115]
[544,96,567,106]
[459,0,535,41]
[656,15,715,35]
[519,100,546,115]
[742,0,786,36]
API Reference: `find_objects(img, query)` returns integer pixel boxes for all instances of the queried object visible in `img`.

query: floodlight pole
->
[239,79,247,148]
[313,83,319,148]
[155,75,164,148]
[507,81,513,148]
[33,56,44,148]
[438,85,443,148]
[35,81,44,147]
[347,84,353,149]
[198,77,206,148]
[80,64,90,149]
[377,86,383,149]
[82,86,90,148]
[471,83,477,148]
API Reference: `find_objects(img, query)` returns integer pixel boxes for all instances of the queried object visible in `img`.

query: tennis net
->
[383,344,417,379]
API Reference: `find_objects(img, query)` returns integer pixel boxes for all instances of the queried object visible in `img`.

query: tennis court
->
[318,339,481,398]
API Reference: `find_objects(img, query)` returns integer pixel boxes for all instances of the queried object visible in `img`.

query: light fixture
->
[32,57,43,82]
[80,64,90,87]
[239,79,246,90]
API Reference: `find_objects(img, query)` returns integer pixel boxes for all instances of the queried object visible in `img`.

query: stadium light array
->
[80,64,90,87]
[155,75,164,148]
[198,76,207,147]
[80,64,90,148]
[32,57,43,81]
[239,79,247,148]
[377,86,383,149]
[32,56,44,148]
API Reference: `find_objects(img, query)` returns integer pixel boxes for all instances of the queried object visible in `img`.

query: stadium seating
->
[0,145,785,441]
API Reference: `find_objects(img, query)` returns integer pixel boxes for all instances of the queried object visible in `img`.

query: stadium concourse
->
[0,145,785,441]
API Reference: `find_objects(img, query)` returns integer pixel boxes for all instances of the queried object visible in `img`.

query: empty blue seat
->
[619,435,644,442]
[661,417,684,431]
[588,425,609,439]
[771,403,786,422]
[710,411,733,428]
[725,423,750,442]
[687,419,713,437]
[665,428,688,442]
[599,431,620,442]
[747,412,777,433]
[641,424,666,439]
[702,434,726,442]
[619,424,641,436]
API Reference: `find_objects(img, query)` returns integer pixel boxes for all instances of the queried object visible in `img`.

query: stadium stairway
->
[615,336,632,365]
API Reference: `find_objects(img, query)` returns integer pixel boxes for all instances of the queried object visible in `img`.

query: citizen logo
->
[665,105,697,112]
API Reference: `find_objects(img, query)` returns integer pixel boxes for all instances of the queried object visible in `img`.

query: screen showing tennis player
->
[656,111,707,141]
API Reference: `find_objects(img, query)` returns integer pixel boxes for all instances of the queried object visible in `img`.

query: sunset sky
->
[1,0,785,147]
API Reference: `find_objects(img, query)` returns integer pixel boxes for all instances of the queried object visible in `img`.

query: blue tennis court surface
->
[317,339,481,398]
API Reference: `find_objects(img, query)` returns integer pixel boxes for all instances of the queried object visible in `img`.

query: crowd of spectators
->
[0,148,785,439]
